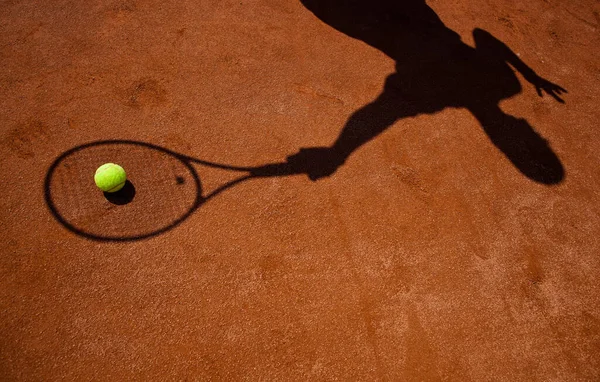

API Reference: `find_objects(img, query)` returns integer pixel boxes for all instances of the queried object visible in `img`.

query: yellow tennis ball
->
[94,163,127,192]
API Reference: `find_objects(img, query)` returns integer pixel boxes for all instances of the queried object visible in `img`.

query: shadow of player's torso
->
[302,0,521,111]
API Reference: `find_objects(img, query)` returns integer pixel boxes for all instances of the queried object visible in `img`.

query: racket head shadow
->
[45,140,203,241]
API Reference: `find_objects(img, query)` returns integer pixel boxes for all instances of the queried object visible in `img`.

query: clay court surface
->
[2,0,600,380]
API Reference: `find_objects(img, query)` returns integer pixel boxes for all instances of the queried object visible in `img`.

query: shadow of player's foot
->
[104,180,136,205]
[486,117,564,184]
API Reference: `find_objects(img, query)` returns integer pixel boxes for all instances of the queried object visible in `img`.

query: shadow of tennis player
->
[287,0,566,184]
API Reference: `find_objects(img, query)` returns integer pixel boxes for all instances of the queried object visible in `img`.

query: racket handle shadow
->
[202,162,301,202]
[249,162,299,178]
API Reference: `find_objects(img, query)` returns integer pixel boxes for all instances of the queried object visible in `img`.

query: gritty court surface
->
[1,0,600,380]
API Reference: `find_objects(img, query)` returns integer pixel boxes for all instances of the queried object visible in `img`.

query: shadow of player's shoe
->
[485,116,564,184]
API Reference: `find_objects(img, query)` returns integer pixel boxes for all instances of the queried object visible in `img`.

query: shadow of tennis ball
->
[104,180,136,205]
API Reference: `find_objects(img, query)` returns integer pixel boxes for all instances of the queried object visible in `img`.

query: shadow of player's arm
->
[286,89,415,180]
[473,28,567,102]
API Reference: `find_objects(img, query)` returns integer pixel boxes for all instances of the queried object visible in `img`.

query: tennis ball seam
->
[107,181,126,193]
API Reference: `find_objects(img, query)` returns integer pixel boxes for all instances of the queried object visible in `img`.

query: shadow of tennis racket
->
[44,140,306,242]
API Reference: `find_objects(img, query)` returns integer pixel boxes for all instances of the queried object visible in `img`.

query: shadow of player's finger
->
[550,91,565,103]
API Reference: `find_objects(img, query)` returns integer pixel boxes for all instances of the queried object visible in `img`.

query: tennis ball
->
[94,163,127,192]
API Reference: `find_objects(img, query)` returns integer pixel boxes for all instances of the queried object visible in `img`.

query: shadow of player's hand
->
[286,147,344,181]
[532,76,567,103]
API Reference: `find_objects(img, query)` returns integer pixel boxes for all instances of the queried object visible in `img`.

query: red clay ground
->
[2,0,600,380]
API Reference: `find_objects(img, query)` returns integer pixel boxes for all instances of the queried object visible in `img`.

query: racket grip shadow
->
[250,162,298,177]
